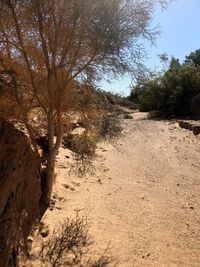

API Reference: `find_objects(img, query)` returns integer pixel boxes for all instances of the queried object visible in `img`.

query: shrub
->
[99,114,122,141]
[39,215,116,267]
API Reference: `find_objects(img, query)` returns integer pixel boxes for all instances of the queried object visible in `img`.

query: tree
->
[129,53,200,117]
[185,48,200,66]
[0,0,168,207]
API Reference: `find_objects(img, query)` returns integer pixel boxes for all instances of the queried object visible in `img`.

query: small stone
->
[50,199,56,205]
[40,224,49,237]
[98,178,102,184]
[27,236,33,243]
[52,193,58,199]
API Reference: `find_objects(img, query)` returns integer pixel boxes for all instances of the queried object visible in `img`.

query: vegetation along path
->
[45,112,200,267]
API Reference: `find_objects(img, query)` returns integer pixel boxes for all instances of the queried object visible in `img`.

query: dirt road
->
[45,112,200,267]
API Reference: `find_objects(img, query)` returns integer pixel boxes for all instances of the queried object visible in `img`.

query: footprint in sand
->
[71,181,81,187]
[62,183,76,191]
[57,196,66,202]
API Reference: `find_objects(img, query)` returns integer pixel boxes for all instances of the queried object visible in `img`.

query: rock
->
[27,236,34,243]
[39,223,50,238]
[178,120,193,131]
[178,120,200,135]
[40,229,49,237]
[98,178,102,184]
[124,114,133,119]
[193,125,200,135]
[52,193,58,199]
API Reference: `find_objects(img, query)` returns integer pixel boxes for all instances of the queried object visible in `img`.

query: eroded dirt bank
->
[0,118,41,266]
[41,112,200,267]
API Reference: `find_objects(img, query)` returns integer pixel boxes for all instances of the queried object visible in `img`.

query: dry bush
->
[40,215,92,266]
[62,111,122,177]
[0,94,21,121]
[68,132,97,177]
[39,215,116,267]
[62,131,96,156]
[73,132,97,157]
[70,152,95,177]
[98,114,122,141]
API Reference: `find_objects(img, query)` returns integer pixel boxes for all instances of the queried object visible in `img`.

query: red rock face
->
[0,118,41,267]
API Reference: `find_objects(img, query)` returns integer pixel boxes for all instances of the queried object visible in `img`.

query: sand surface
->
[40,112,200,266]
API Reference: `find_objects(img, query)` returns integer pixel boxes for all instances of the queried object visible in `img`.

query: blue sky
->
[100,0,200,96]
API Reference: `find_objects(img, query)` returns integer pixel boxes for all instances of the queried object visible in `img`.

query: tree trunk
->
[40,109,63,208]
[40,109,55,207]
[41,150,56,207]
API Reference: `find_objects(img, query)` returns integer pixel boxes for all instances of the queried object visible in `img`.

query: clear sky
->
[99,0,200,96]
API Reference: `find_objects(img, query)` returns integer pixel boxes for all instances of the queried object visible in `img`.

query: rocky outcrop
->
[178,120,200,135]
[0,118,41,266]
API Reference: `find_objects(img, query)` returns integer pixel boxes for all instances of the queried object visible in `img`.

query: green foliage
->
[185,49,200,66]
[129,75,162,112]
[129,50,200,117]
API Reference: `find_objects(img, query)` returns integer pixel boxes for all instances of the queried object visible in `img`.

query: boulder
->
[178,120,200,135]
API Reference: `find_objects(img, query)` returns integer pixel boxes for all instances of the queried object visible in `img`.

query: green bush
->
[129,51,200,117]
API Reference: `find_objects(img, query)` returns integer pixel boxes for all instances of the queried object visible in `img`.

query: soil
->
[33,112,200,266]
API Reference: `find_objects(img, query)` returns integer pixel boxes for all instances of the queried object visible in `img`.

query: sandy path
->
[44,112,200,267]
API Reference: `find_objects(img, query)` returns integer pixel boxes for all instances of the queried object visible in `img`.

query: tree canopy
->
[185,49,200,66]
[129,49,200,117]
